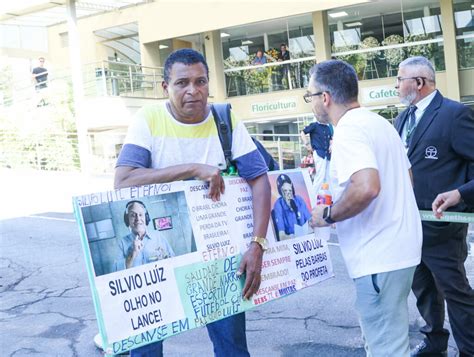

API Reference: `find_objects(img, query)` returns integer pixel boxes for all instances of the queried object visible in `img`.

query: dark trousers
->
[130,313,249,357]
[412,221,474,355]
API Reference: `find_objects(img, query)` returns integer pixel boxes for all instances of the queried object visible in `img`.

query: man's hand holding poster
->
[72,170,334,354]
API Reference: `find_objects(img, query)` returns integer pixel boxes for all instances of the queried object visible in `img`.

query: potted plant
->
[406,34,435,59]
[382,34,405,76]
[332,44,366,80]
[243,66,272,94]
[360,36,381,79]
[223,56,247,96]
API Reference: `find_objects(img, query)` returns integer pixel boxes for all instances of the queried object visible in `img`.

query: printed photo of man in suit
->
[394,56,474,357]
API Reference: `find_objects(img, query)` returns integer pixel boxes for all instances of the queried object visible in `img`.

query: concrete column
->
[66,0,89,174]
[140,42,162,68]
[313,10,332,64]
[263,33,269,51]
[204,30,226,102]
[440,0,460,100]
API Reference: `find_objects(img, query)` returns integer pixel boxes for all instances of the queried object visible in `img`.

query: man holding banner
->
[115,48,271,356]
[308,59,422,356]
[394,56,474,357]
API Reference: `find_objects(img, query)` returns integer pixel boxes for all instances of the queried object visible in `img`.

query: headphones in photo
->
[276,174,295,197]
[123,200,150,227]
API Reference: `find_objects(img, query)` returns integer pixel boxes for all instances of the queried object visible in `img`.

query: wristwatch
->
[323,205,336,224]
[251,236,268,252]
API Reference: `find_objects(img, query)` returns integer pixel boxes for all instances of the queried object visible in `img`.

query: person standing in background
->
[394,56,474,357]
[32,57,48,90]
[300,118,333,192]
[277,44,290,88]
[32,57,49,107]
[252,49,267,65]
[277,44,290,62]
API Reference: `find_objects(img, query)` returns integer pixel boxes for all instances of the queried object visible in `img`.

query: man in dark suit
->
[394,56,474,357]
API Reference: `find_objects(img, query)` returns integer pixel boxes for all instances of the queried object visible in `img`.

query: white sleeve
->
[123,108,153,151]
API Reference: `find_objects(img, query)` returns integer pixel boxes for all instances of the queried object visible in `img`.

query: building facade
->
[5,0,474,172]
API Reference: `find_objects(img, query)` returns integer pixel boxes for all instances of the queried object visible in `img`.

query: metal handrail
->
[2,60,166,107]
[223,56,315,73]
[82,60,164,72]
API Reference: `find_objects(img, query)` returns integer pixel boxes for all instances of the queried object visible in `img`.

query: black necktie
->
[405,105,417,147]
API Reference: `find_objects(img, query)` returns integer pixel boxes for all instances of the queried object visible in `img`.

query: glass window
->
[455,8,474,32]
[156,34,207,66]
[245,115,315,169]
[333,28,361,48]
[328,1,445,80]
[288,30,315,57]
[221,14,315,97]
[403,7,442,39]
[223,36,264,64]
[158,39,173,65]
[229,46,249,61]
[454,1,474,69]
[383,13,404,38]
[287,15,315,57]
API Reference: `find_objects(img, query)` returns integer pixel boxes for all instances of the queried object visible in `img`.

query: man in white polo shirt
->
[307,59,422,356]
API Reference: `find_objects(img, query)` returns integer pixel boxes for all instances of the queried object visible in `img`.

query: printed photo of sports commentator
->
[271,173,312,241]
[116,200,175,270]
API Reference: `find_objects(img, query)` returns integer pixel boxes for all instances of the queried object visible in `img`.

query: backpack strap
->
[211,103,234,172]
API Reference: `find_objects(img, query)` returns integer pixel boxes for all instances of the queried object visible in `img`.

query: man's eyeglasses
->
[303,91,324,103]
[396,76,428,84]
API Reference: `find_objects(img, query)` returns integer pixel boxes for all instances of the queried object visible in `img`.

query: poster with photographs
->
[73,170,333,355]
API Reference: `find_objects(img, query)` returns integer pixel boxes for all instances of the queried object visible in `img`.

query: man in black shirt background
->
[32,57,48,90]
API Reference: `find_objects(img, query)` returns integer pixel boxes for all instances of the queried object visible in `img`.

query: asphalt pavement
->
[1,169,472,356]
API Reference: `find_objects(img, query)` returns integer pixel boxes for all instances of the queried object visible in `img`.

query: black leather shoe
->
[411,341,448,357]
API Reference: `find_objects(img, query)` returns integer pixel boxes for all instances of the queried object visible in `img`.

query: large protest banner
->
[72,170,334,355]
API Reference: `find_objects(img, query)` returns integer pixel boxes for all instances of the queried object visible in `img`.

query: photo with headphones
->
[80,192,196,277]
[268,170,314,242]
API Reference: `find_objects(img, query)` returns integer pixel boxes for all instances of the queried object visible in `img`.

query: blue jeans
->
[130,313,249,357]
[353,266,416,357]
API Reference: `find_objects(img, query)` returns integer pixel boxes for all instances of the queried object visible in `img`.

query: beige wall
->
[226,89,307,121]
[137,0,367,44]
[47,0,368,70]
